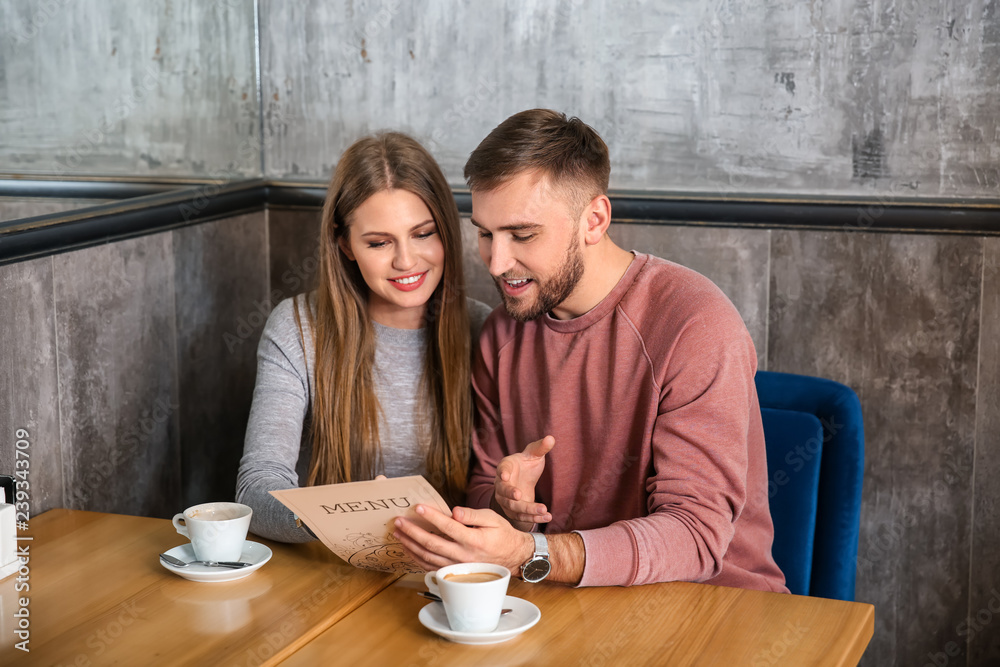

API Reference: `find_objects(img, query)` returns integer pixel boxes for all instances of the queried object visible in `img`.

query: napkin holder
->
[0,476,18,581]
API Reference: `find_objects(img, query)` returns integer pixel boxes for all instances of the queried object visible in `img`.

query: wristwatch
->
[521,532,551,583]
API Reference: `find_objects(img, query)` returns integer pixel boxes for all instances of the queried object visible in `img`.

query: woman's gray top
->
[236,293,494,542]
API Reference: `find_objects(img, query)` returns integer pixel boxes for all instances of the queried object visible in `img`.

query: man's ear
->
[338,236,355,261]
[582,194,612,246]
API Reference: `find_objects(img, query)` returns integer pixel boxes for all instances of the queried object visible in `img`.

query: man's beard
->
[494,237,584,322]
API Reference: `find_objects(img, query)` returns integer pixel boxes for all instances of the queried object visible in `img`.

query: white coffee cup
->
[172,502,252,562]
[424,562,511,633]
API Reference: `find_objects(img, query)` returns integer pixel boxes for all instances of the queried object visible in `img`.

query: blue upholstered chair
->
[755,370,865,601]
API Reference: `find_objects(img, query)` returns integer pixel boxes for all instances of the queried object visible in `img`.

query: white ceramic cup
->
[172,502,252,562]
[424,562,511,633]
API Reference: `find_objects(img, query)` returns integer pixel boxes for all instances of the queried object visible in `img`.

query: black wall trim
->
[2,178,999,265]
[266,182,1000,235]
[0,180,266,266]
[607,196,1000,235]
[0,177,217,200]
[263,183,327,209]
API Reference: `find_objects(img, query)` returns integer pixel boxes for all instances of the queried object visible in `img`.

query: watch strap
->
[531,532,549,558]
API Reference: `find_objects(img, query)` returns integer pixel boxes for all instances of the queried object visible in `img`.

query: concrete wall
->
[0,0,259,178]
[262,0,1000,198]
[2,1,996,199]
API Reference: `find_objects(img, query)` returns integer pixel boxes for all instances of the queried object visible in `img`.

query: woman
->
[236,132,492,542]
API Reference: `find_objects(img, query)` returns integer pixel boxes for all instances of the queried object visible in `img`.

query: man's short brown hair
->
[464,109,610,214]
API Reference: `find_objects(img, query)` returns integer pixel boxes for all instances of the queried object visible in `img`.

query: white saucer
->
[418,595,540,645]
[159,541,272,583]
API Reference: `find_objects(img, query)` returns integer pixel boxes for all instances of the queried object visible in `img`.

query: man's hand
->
[393,505,533,572]
[394,504,587,585]
[494,435,555,529]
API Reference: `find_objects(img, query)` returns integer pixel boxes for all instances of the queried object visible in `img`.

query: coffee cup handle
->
[172,513,189,538]
[424,571,440,596]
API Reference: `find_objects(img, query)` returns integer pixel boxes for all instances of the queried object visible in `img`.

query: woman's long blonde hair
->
[295,132,471,503]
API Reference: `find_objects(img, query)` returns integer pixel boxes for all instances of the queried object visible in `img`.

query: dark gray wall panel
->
[459,215,501,310]
[268,208,322,304]
[769,231,982,667]
[173,212,268,507]
[53,232,180,518]
[971,237,1000,666]
[0,257,63,513]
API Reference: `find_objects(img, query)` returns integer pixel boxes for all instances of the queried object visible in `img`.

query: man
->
[394,109,787,592]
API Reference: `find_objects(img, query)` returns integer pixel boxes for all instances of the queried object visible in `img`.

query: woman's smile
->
[389,270,429,291]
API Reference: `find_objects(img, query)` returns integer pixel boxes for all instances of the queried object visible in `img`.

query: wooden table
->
[281,574,875,666]
[0,510,874,665]
[0,509,397,666]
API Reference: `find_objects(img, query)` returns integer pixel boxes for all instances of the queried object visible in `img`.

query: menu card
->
[270,476,450,574]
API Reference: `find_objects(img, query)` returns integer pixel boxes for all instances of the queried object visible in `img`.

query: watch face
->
[522,558,551,582]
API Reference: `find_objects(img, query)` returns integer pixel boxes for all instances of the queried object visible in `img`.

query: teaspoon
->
[160,553,251,569]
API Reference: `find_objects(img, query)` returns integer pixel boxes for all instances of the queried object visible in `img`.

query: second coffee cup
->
[172,502,252,562]
[424,562,510,633]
